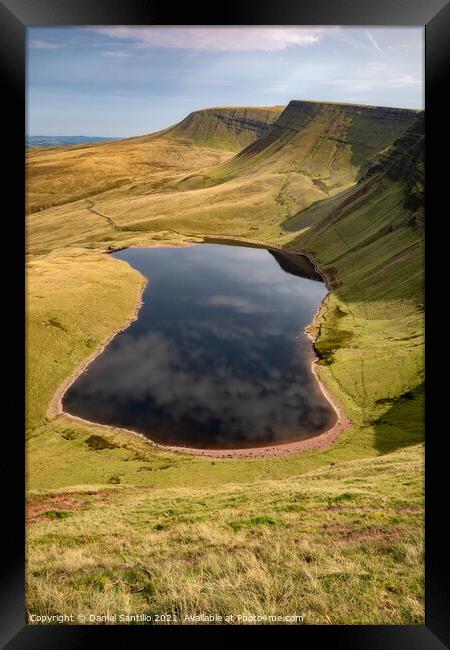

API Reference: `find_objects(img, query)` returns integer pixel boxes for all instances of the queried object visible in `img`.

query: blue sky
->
[27,26,424,137]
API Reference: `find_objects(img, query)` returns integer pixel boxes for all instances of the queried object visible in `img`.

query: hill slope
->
[26,100,422,255]
[185,100,421,190]
[26,106,283,215]
[284,114,424,454]
[27,444,423,624]
[167,105,284,151]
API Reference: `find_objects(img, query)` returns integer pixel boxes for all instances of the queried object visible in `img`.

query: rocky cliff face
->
[168,106,284,151]
[363,113,424,210]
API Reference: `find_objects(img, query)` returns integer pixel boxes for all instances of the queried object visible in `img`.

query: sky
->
[27,26,424,137]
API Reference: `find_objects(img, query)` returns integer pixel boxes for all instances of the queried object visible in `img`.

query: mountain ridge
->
[166,105,284,151]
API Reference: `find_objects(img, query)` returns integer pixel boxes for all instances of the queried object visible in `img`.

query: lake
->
[63,243,337,449]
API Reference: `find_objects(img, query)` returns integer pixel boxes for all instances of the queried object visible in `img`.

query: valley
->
[26,99,424,624]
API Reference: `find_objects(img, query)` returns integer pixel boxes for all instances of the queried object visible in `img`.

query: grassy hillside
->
[26,100,420,255]
[167,105,284,151]
[213,100,420,186]
[27,445,423,625]
[26,134,232,216]
[285,115,425,455]
[25,100,424,624]
[26,106,282,215]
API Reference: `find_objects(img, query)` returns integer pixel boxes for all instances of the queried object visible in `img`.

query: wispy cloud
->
[201,295,270,314]
[385,74,421,88]
[29,39,64,50]
[102,50,130,58]
[366,30,384,54]
[89,27,334,51]
[326,70,421,94]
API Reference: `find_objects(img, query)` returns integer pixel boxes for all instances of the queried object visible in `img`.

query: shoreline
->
[47,272,149,420]
[48,237,351,459]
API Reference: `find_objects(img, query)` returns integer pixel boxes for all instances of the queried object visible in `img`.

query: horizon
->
[27,98,424,140]
[27,26,424,137]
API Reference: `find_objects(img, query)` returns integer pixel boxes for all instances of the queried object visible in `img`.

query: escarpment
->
[167,106,285,150]
[234,100,421,185]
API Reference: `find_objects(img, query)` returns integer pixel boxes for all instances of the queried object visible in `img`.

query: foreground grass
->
[27,445,423,625]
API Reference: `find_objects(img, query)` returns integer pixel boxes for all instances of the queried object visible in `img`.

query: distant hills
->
[26,101,423,222]
[26,135,121,148]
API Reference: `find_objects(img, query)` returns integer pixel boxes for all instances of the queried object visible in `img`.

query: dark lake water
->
[63,243,337,449]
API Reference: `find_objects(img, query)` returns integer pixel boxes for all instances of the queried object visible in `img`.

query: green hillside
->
[286,114,424,454]
[182,100,420,191]
[27,445,423,624]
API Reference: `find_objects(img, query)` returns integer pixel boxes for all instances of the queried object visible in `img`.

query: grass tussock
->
[85,435,119,451]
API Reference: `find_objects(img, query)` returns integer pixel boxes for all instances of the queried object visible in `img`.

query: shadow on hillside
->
[372,382,424,454]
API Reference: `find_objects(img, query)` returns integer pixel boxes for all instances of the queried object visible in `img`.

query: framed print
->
[1,0,448,646]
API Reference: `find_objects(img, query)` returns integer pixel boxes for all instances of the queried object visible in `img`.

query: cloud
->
[308,57,421,98]
[29,39,64,50]
[88,26,334,51]
[102,50,131,58]
[387,74,421,87]
[67,330,335,445]
[366,30,384,54]
[326,70,421,93]
[201,294,270,314]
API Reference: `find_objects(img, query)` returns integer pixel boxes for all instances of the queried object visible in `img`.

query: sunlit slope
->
[177,100,420,189]
[166,105,284,151]
[26,135,232,215]
[26,106,283,215]
[27,101,421,255]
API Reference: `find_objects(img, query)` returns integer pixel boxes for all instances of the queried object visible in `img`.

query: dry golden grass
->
[26,136,234,215]
[26,445,424,625]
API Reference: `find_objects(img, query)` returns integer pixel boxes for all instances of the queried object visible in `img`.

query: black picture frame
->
[1,0,448,646]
